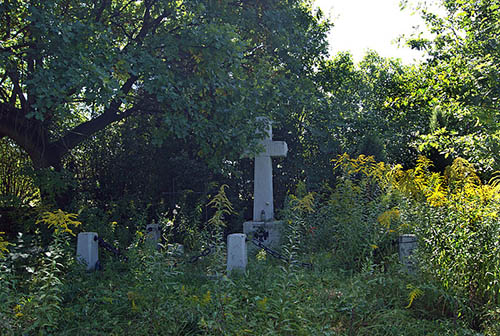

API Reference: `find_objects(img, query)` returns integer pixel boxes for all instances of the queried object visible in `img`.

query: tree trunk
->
[0,103,74,208]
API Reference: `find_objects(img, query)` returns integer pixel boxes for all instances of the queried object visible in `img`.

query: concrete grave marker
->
[145,224,161,248]
[243,117,287,247]
[399,234,417,273]
[227,233,247,273]
[76,232,99,271]
[146,224,161,242]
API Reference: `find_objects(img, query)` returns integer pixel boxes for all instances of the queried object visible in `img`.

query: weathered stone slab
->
[146,224,161,242]
[399,234,417,273]
[76,232,99,271]
[227,233,247,274]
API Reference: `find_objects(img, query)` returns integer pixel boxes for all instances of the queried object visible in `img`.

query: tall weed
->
[335,154,500,327]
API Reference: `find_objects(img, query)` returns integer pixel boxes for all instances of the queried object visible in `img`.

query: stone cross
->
[251,117,288,222]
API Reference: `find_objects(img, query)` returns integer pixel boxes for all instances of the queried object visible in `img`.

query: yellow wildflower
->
[0,232,11,257]
[13,304,23,318]
[256,297,268,310]
[36,209,81,236]
[202,291,211,305]
[377,209,400,229]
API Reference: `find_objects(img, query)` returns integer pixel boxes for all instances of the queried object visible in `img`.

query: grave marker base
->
[243,221,282,249]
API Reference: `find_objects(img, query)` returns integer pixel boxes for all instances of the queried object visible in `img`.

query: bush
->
[281,178,399,271]
[335,154,500,328]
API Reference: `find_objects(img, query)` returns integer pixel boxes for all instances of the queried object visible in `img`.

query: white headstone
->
[227,233,247,274]
[76,232,99,271]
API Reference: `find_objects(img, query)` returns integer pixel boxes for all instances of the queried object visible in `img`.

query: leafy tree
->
[309,50,430,188]
[0,0,328,167]
[0,0,329,209]
[406,0,500,175]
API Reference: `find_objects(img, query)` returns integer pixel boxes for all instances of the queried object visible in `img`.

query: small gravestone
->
[399,234,417,273]
[146,224,161,241]
[76,232,99,271]
[227,233,247,273]
[146,224,161,248]
[243,117,287,247]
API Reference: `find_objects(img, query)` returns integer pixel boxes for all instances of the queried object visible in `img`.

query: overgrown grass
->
[0,244,485,335]
[2,155,500,335]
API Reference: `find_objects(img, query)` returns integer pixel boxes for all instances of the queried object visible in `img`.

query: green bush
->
[335,154,500,329]
[281,179,399,271]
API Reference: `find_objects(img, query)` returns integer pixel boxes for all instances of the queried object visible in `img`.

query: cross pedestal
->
[243,117,287,247]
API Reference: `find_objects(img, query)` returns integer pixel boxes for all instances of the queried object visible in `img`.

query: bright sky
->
[314,0,433,64]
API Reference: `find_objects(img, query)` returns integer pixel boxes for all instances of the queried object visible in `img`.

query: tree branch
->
[93,0,110,23]
[112,0,136,19]
[7,71,27,112]
[50,105,139,156]
[51,73,139,156]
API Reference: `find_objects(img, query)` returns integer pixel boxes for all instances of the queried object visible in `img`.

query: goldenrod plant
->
[0,232,10,258]
[206,184,234,232]
[335,153,500,325]
[35,209,81,236]
[12,209,82,334]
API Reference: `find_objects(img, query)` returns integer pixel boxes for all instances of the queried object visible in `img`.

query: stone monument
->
[243,117,287,247]
[145,223,161,248]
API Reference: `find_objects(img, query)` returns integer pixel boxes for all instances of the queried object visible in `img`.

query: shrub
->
[335,153,500,327]
[281,178,399,271]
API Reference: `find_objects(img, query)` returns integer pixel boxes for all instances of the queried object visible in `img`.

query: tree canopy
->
[407,0,500,174]
[0,0,329,170]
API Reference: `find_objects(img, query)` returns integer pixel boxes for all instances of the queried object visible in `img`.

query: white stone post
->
[146,224,161,249]
[227,233,247,274]
[146,224,161,241]
[76,232,99,271]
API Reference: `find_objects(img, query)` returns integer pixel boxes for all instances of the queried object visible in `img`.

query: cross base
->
[243,221,283,249]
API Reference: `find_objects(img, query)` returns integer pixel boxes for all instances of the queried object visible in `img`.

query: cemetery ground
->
[2,155,500,335]
[0,237,487,336]
[2,0,499,334]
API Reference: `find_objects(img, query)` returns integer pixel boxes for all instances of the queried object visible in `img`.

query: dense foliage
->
[0,0,329,172]
[1,182,494,335]
[1,0,500,334]
[405,0,500,175]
